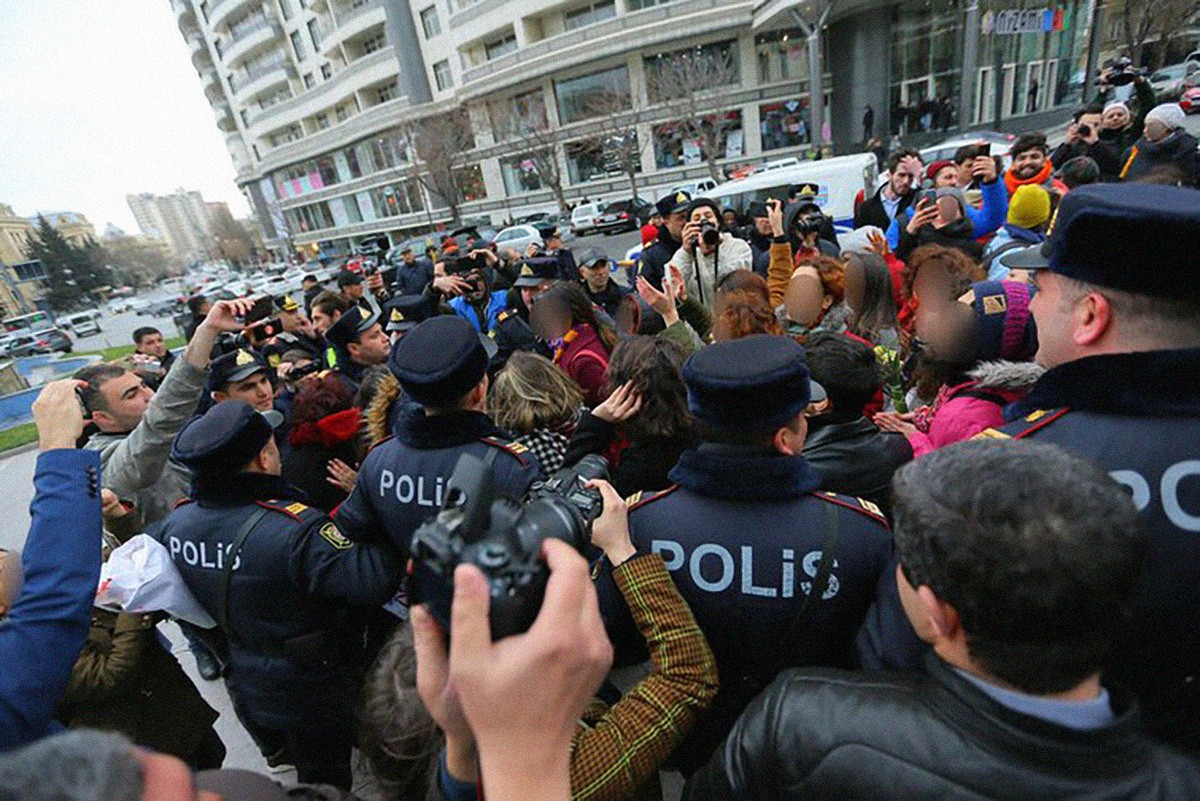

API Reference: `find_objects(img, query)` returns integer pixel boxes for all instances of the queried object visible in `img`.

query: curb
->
[0,441,39,460]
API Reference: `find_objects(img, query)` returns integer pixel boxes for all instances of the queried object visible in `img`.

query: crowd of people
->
[0,76,1199,801]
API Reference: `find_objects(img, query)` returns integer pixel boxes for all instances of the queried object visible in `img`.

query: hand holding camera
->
[767,199,786,237]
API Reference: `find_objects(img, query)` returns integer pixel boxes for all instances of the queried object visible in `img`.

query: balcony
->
[319,2,386,57]
[199,66,224,99]
[189,36,214,69]
[174,0,200,33]
[459,0,752,94]
[222,16,283,67]
[214,101,238,132]
[232,56,295,102]
[226,133,254,174]
[207,0,259,31]
[246,47,396,130]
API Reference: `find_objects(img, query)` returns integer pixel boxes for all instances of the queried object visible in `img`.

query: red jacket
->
[555,324,610,408]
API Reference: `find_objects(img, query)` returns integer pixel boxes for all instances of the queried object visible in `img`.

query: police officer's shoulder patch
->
[497,309,514,323]
[984,407,1071,440]
[284,501,308,515]
[814,491,889,528]
[255,499,323,523]
[480,436,530,466]
[318,521,354,550]
[628,485,679,512]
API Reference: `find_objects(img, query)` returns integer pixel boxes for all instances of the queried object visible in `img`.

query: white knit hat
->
[1145,103,1186,131]
[1103,100,1129,114]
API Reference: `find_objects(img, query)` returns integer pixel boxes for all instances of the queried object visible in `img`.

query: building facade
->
[174,0,1099,259]
[127,189,216,263]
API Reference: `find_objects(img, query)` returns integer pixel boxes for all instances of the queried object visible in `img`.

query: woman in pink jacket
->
[875,279,1041,456]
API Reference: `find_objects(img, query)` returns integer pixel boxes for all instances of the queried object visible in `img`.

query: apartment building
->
[174,0,1096,259]
[127,189,216,262]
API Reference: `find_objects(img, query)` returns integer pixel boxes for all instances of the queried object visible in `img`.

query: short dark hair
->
[291,373,356,427]
[131,326,161,346]
[73,363,129,414]
[1010,131,1049,158]
[953,144,984,165]
[887,148,921,173]
[892,439,1144,695]
[1059,156,1101,188]
[311,290,351,319]
[804,332,881,417]
[186,295,208,315]
[302,274,318,283]
[604,336,693,442]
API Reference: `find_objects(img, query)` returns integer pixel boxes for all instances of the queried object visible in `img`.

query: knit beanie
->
[1103,100,1128,115]
[1146,103,1185,131]
[926,159,956,184]
[1007,184,1051,229]
[968,280,1037,362]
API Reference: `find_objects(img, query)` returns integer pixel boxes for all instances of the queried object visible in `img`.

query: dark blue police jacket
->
[982,347,1200,754]
[153,473,402,727]
[334,406,539,557]
[598,443,894,773]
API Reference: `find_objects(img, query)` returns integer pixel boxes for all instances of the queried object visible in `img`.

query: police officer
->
[335,315,539,556]
[577,247,632,319]
[259,295,323,365]
[492,256,557,372]
[600,333,894,775]
[207,348,274,413]
[382,293,434,344]
[640,190,691,290]
[158,400,403,788]
[324,305,390,391]
[983,182,1200,754]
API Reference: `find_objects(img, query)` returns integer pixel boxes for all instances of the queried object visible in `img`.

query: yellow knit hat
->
[1007,184,1051,229]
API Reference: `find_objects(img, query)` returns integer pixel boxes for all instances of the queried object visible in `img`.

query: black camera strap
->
[219,507,269,647]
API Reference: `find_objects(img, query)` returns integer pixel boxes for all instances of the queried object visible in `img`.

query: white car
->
[492,225,545,256]
[61,312,100,337]
[570,202,604,236]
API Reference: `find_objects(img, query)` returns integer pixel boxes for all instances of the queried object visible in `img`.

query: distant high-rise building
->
[127,189,214,262]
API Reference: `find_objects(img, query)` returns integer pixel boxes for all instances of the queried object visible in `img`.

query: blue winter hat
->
[963,280,1038,362]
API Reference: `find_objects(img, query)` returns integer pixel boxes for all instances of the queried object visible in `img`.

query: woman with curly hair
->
[563,335,697,497]
[282,374,363,513]
[490,351,583,477]
[781,253,851,342]
[712,270,783,341]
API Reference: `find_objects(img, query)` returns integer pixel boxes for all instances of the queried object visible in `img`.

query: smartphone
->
[249,317,283,343]
[979,142,991,157]
[920,189,938,206]
[244,295,274,324]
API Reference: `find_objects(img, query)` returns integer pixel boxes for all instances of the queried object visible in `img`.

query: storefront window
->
[890,0,961,134]
[488,88,549,141]
[565,134,640,184]
[652,110,743,168]
[370,180,424,218]
[554,65,631,124]
[501,155,545,194]
[755,30,809,87]
[759,99,811,151]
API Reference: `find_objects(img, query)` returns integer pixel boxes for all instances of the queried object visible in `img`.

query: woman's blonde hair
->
[490,351,582,434]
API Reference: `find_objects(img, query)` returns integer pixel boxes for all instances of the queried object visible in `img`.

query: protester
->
[842,250,901,351]
[0,380,102,751]
[711,271,783,341]
[738,201,773,277]
[982,184,1051,279]
[1097,71,1156,155]
[182,295,211,342]
[282,374,363,513]
[1003,131,1068,197]
[543,229,577,281]
[1050,106,1122,180]
[447,265,507,334]
[801,333,912,517]
[1118,103,1200,186]
[309,290,349,336]
[489,351,582,477]
[669,198,753,311]
[854,149,921,230]
[158,400,403,787]
[781,253,851,341]
[601,334,894,775]
[576,247,631,319]
[888,151,1006,248]
[530,282,616,408]
[896,188,983,262]
[978,183,1200,753]
[1059,155,1102,189]
[640,191,691,290]
[393,246,435,296]
[130,326,176,391]
[262,295,323,363]
[416,479,717,801]
[301,273,323,314]
[685,439,1200,800]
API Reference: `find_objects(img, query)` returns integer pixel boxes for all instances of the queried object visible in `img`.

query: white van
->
[703,153,878,226]
[62,312,101,337]
[570,202,604,236]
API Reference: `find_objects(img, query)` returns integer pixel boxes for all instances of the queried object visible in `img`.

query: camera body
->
[699,221,720,248]
[1096,57,1143,86]
[1077,124,1092,138]
[408,453,609,639]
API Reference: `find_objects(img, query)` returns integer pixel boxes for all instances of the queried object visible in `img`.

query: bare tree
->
[403,108,477,224]
[646,44,741,181]
[581,91,650,202]
[512,121,569,212]
[1115,0,1200,69]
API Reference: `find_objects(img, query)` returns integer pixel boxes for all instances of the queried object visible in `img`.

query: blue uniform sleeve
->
[0,450,103,751]
[965,179,1008,238]
[493,452,539,501]
[855,552,928,672]
[288,511,404,607]
[333,448,388,544]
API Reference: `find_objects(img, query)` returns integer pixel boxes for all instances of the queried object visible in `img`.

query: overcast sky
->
[0,1,251,235]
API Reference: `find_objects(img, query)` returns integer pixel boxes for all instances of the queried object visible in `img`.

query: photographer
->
[414,480,718,801]
[668,198,753,312]
[130,327,175,391]
[1096,61,1157,156]
[1050,107,1122,181]
[446,262,507,336]
[1118,103,1199,186]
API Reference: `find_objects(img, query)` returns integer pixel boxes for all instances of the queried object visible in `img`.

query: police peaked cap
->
[388,315,488,407]
[172,400,283,475]
[999,183,1200,300]
[384,294,433,333]
[209,348,271,390]
[512,256,560,287]
[682,334,821,431]
[655,190,692,217]
[325,305,380,349]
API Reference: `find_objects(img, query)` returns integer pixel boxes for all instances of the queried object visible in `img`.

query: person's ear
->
[211,390,227,403]
[1073,291,1113,347]
[916,585,960,641]
[90,409,115,429]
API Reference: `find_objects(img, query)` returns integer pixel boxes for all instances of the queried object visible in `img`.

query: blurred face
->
[690,205,719,227]
[349,323,391,366]
[280,308,310,334]
[302,278,317,291]
[530,296,571,342]
[722,210,738,227]
[0,550,20,617]
[843,258,866,315]
[402,251,415,264]
[342,283,363,300]
[754,216,772,236]
[1103,104,1131,130]
[520,280,554,310]
[311,306,340,335]
[933,165,959,188]
[94,371,154,432]
[1028,270,1080,369]
[1011,147,1047,180]
[465,268,489,301]
[215,371,274,412]
[934,196,963,227]
[955,159,975,187]
[136,333,166,359]
[649,213,664,228]
[664,210,687,239]
[1144,118,1171,143]
[135,750,220,801]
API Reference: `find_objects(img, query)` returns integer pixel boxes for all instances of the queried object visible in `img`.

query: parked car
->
[920,130,1016,166]
[130,299,154,315]
[108,299,133,314]
[593,198,655,234]
[149,299,182,317]
[4,328,72,357]
[61,312,100,337]
[666,178,720,199]
[1149,62,1200,102]
[492,225,545,255]
[1181,85,1200,114]
[570,202,604,236]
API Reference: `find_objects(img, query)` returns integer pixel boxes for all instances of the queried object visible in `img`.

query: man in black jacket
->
[1050,106,1122,180]
[687,439,1200,801]
[802,333,911,518]
[639,190,690,290]
[854,149,920,231]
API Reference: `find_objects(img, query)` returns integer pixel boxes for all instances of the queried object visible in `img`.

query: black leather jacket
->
[685,654,1200,801]
[803,416,912,519]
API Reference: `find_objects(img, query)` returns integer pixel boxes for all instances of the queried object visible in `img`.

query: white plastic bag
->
[96,534,217,629]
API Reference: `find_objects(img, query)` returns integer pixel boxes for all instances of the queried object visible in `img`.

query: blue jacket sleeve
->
[0,449,103,751]
[855,552,928,672]
[965,179,1008,238]
[333,448,386,544]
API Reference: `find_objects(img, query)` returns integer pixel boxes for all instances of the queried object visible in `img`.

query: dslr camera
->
[1096,57,1144,87]
[793,209,829,237]
[408,453,609,639]
[698,220,720,248]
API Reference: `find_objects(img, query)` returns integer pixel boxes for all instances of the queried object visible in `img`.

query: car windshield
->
[603,201,631,213]
[1153,66,1185,81]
